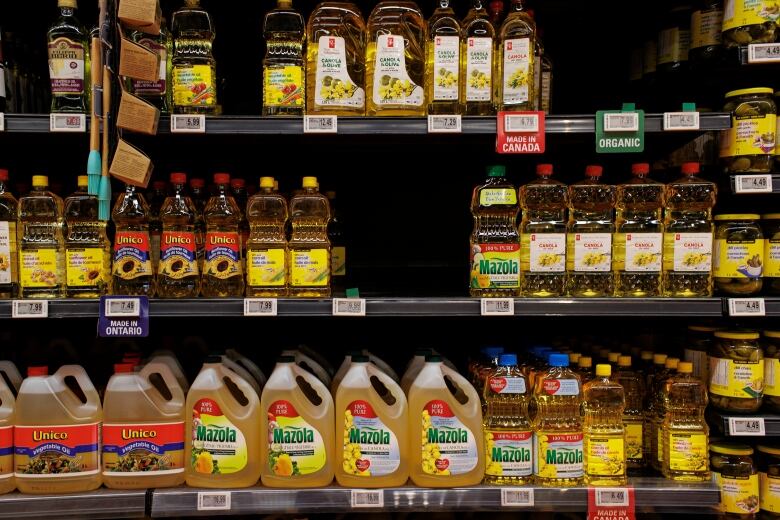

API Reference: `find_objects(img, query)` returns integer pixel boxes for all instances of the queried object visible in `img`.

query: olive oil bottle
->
[48,0,90,113]
[461,0,496,115]
[112,184,154,296]
[426,0,461,115]
[263,0,305,116]
[171,0,217,114]
[202,173,244,297]
[497,0,535,111]
[0,170,18,298]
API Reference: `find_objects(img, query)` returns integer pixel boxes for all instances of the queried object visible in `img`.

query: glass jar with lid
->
[709,330,764,413]
[764,331,780,413]
[711,443,759,519]
[765,214,780,295]
[685,324,722,382]
[722,0,778,47]
[721,88,777,173]
[714,215,765,296]
[757,445,780,519]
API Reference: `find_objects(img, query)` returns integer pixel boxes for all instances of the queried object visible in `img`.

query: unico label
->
[103,422,185,475]
[14,423,100,477]
[268,400,327,476]
[0,426,11,479]
[113,231,152,280]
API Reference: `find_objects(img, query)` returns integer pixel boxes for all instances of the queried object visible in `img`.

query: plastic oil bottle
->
[326,191,346,295]
[246,176,288,297]
[282,349,333,389]
[426,0,461,115]
[566,165,616,297]
[157,173,200,298]
[0,169,18,298]
[663,162,716,297]
[335,354,408,487]
[483,353,533,485]
[171,0,218,114]
[261,356,335,488]
[461,0,496,116]
[408,355,485,487]
[642,353,666,461]
[651,357,679,472]
[14,365,102,494]
[583,364,627,486]
[263,0,305,116]
[615,356,646,471]
[18,175,65,298]
[147,181,167,274]
[226,349,267,390]
[662,361,710,481]
[102,361,185,489]
[289,177,331,297]
[533,353,583,487]
[112,184,154,296]
[0,361,22,394]
[401,348,433,394]
[497,0,535,111]
[519,164,567,297]
[577,356,594,384]
[0,375,14,494]
[470,165,520,297]
[614,163,664,297]
[365,1,426,116]
[202,173,244,297]
[64,176,109,298]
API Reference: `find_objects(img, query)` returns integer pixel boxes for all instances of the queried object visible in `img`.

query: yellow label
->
[479,188,517,206]
[723,0,780,31]
[691,8,723,48]
[710,356,764,398]
[470,243,520,289]
[291,249,329,287]
[247,248,286,287]
[765,358,780,396]
[626,423,643,460]
[20,249,59,288]
[720,114,777,157]
[173,64,217,107]
[716,472,759,515]
[761,471,780,513]
[535,432,584,479]
[585,436,625,477]
[66,248,107,287]
[193,398,247,474]
[668,432,708,472]
[332,246,346,277]
[484,430,533,477]
[264,66,304,107]
[0,221,17,286]
[714,238,765,278]
[766,238,780,277]
[657,426,664,462]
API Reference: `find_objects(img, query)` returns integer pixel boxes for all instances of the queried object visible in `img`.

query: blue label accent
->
[115,246,150,263]
[0,447,13,456]
[161,246,196,262]
[103,441,185,456]
[207,246,239,262]
[16,442,99,457]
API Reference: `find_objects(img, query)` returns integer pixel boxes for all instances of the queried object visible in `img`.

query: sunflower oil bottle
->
[171,0,218,114]
[483,353,533,485]
[18,175,65,298]
[0,376,14,494]
[614,163,664,297]
[306,1,367,116]
[158,173,200,298]
[533,353,583,487]
[263,0,305,116]
[112,184,154,296]
[426,0,461,115]
[461,0,496,115]
[652,357,679,472]
[289,177,331,297]
[497,0,535,111]
[469,166,520,297]
[583,364,627,486]
[365,1,426,116]
[246,177,288,297]
[202,173,244,297]
[577,356,594,384]
[0,170,18,298]
[663,162,716,297]
[566,165,616,297]
[615,356,645,470]
[519,164,567,297]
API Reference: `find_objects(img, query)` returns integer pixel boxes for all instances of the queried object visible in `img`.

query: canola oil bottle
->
[220,355,262,397]
[335,355,408,487]
[262,0,305,116]
[282,349,333,388]
[401,348,433,393]
[226,349,266,390]
[461,0,496,116]
[0,169,19,299]
[112,184,155,296]
[583,364,627,486]
[186,356,262,488]
[246,176,288,297]
[158,173,200,298]
[365,351,400,382]
[426,0,461,115]
[366,1,426,116]
[652,357,679,472]
[202,173,244,297]
[261,356,335,488]
[615,356,645,471]
[14,366,102,494]
[577,356,594,384]
[103,362,185,489]
[497,0,535,111]
[408,355,485,487]
[288,177,331,297]
[0,376,14,494]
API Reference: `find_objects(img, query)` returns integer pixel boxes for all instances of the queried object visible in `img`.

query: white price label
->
[0,113,4,132]
[505,114,539,133]
[734,174,773,194]
[171,115,206,133]
[663,111,700,131]
[243,298,278,316]
[728,298,766,317]
[12,300,48,318]
[604,112,639,132]
[333,298,366,316]
[304,115,337,134]
[501,488,534,507]
[197,491,231,511]
[595,488,630,507]
[748,43,780,63]
[481,298,515,316]
[49,113,86,132]
[104,298,140,318]
[351,489,384,508]
[728,417,766,436]
[427,115,462,133]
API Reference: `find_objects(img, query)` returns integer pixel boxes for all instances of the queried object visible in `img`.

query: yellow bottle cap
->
[578,356,592,368]
[714,331,760,340]
[726,87,774,98]
[764,330,780,339]
[302,177,318,189]
[260,177,274,189]
[618,356,631,367]
[665,357,680,369]
[595,364,611,377]
[688,325,722,333]
[653,353,668,365]
[58,0,78,7]
[763,214,780,220]
[608,352,620,363]
[77,175,88,188]
[641,350,654,361]
[677,361,693,373]
[710,442,753,456]
[714,214,761,221]
[757,445,780,456]
[32,175,48,188]
[569,353,582,364]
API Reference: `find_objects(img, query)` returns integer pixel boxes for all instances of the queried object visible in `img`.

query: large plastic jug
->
[102,362,186,489]
[401,349,432,394]
[335,355,408,488]
[363,351,400,383]
[14,365,102,494]
[408,355,485,487]
[261,356,335,488]
[222,356,261,397]
[282,349,333,388]
[331,351,362,394]
[297,344,335,378]
[0,361,22,394]
[0,376,14,494]
[149,350,190,392]
[186,357,262,488]
[226,349,267,389]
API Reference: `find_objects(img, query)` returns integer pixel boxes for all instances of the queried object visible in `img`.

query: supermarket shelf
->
[730,173,780,194]
[710,409,780,437]
[0,113,95,133]
[0,488,147,519]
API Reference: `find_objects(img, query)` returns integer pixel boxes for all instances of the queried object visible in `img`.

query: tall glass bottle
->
[263,0,305,116]
[246,177,288,297]
[171,0,217,114]
[461,0,496,115]
[158,173,200,298]
[0,170,18,298]
[48,0,90,113]
[129,19,173,113]
[202,173,244,297]
[289,177,331,297]
[426,0,461,115]
[689,1,723,66]
[656,4,692,75]
[112,184,154,296]
[497,0,535,112]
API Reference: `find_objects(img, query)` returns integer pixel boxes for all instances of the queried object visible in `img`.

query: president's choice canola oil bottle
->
[112,184,155,296]
[583,364,627,486]
[615,356,646,470]
[0,375,14,494]
[461,0,496,116]
[246,176,289,297]
[426,0,461,115]
[652,357,679,472]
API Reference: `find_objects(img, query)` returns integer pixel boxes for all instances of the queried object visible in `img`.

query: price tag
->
[333,298,366,316]
[99,296,149,338]
[427,115,462,133]
[604,112,639,132]
[497,111,546,154]
[500,488,534,507]
[197,491,231,511]
[351,489,384,508]
[588,487,635,520]
[748,43,780,63]
[12,300,48,319]
[104,297,141,318]
[663,111,700,131]
[505,113,539,132]
[480,298,515,316]
[734,174,773,194]
[0,113,4,132]
[728,417,766,436]
[304,115,337,134]
[170,114,206,133]
[49,113,86,132]
[728,298,766,317]
[596,107,644,154]
[243,298,278,316]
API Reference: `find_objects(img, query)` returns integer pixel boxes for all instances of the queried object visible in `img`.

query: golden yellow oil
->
[583,365,627,486]
[64,177,110,298]
[460,1,496,115]
[426,0,461,115]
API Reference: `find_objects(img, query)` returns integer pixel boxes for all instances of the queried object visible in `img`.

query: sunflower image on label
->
[159,231,198,279]
[433,36,459,101]
[0,426,12,478]
[131,39,166,95]
[373,34,423,106]
[569,233,612,272]
[466,37,492,102]
[421,400,478,476]
[665,232,713,272]
[113,231,153,280]
[618,232,662,272]
[20,249,59,288]
[723,0,780,32]
[48,38,85,95]
[625,422,643,460]
[103,422,185,475]
[173,65,216,107]
[470,243,520,290]
[268,400,327,476]
[669,432,708,471]
[534,432,584,479]
[342,400,400,477]
[247,248,286,287]
[14,423,100,477]
[585,436,625,476]
[714,238,764,279]
[716,472,760,515]
[502,38,531,105]
[316,36,365,107]
[760,470,780,512]
[291,249,329,287]
[66,248,106,287]
[204,232,242,279]
[485,430,533,477]
[0,222,17,285]
[709,357,764,398]
[264,65,304,108]
[191,399,247,475]
[523,233,566,273]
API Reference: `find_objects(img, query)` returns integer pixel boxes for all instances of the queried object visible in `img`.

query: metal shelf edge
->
[0,489,147,519]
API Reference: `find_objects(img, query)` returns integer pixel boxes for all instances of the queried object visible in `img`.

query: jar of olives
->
[711,443,759,519]
[714,215,765,296]
[721,89,777,173]
[757,445,780,519]
[722,0,778,47]
[709,331,764,413]
[764,331,780,413]
[685,324,722,382]
[765,214,780,295]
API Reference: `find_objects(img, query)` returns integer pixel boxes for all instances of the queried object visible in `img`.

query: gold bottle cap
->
[618,356,631,367]
[595,364,611,377]
[665,357,680,370]
[640,350,654,361]
[58,0,78,7]
[260,177,274,189]
[32,175,48,188]
[578,356,592,368]
[608,352,620,363]
[77,175,88,188]
[677,362,693,374]
[302,176,318,189]
[569,353,581,364]
[653,353,667,365]
[710,442,753,456]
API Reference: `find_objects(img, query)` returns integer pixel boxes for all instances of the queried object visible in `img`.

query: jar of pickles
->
[757,445,780,519]
[765,214,780,295]
[764,331,780,413]
[722,0,778,47]
[711,443,760,519]
[714,215,765,296]
[721,89,777,173]
[709,331,764,413]
[685,324,722,382]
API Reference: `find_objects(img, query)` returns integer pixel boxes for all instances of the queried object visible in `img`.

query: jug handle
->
[140,362,186,407]
[55,365,98,406]
[441,364,480,410]
[367,364,404,410]
[292,363,331,409]
[221,366,259,417]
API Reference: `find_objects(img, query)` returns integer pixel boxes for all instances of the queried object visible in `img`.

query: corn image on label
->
[14,423,100,477]
[66,248,106,287]
[291,249,329,287]
[485,430,532,477]
[342,400,400,477]
[315,36,365,108]
[103,422,185,475]
[523,233,565,273]
[668,432,708,472]
[421,400,478,476]
[113,231,153,280]
[20,249,59,288]
[534,432,584,479]
[247,248,286,287]
[569,233,612,272]
[760,471,780,512]
[585,436,625,477]
[709,357,764,398]
[204,232,242,280]
[625,423,643,460]
[192,398,247,475]
[0,426,12,479]
[723,0,780,31]
[470,243,520,290]
[268,400,327,476]
[716,472,760,515]
[159,231,198,279]
[665,232,713,272]
[766,358,780,397]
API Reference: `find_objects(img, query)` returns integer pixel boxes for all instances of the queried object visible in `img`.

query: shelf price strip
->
[304,115,338,134]
[588,487,635,520]
[481,298,515,316]
[171,115,206,133]
[333,298,366,316]
[663,112,700,131]
[748,43,780,63]
[734,174,773,194]
[728,417,766,436]
[243,298,278,316]
[50,113,86,132]
[11,300,48,318]
[500,488,534,507]
[197,491,231,511]
[727,298,766,317]
[351,489,384,508]
[428,115,462,133]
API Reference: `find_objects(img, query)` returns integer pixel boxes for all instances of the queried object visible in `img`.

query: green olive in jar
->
[757,445,780,519]
[722,89,777,173]
[764,214,780,295]
[714,215,765,296]
[722,0,778,47]
[709,331,764,413]
[711,443,759,519]
[764,331,780,413]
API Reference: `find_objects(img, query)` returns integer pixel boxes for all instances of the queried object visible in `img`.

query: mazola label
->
[268,400,327,477]
[342,400,400,477]
[192,399,247,475]
[421,400,478,476]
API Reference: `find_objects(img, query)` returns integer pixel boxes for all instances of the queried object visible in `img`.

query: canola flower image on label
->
[537,253,563,268]
[583,252,609,266]
[436,68,457,88]
[378,76,417,100]
[421,409,448,476]
[468,70,490,90]
[342,409,369,477]
[632,252,660,267]
[320,76,358,101]
[508,69,527,90]
[683,252,710,267]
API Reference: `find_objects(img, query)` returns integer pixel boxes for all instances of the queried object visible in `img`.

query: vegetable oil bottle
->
[402,348,433,394]
[263,0,305,116]
[663,162,716,296]
[652,357,679,472]
[519,164,567,297]
[662,361,710,481]
[0,170,18,298]
[64,175,110,298]
[566,165,616,297]
[171,0,217,114]
[366,1,426,116]
[48,0,90,113]
[577,356,594,384]
[289,177,331,297]
[615,163,664,297]
[426,0,461,115]
[408,355,485,487]
[469,166,520,297]
[335,355,408,487]
[497,0,535,111]
[0,375,14,494]
[18,175,65,298]
[583,364,627,486]
[246,176,288,297]
[306,1,367,116]
[642,353,666,461]
[483,353,533,485]
[202,173,244,297]
[461,0,496,116]
[615,356,645,471]
[158,173,200,298]
[112,184,154,296]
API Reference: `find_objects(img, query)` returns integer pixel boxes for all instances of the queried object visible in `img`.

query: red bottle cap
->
[170,172,187,184]
[536,164,554,176]
[153,181,166,190]
[681,162,700,175]
[214,173,230,184]
[631,163,650,176]
[27,366,48,377]
[189,178,205,189]
[490,0,503,12]
[114,363,134,374]
[231,178,245,189]
[0,169,8,181]
[585,165,603,177]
